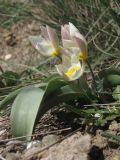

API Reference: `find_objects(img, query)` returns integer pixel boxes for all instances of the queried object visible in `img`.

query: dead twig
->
[23,127,81,159]
[0,127,71,143]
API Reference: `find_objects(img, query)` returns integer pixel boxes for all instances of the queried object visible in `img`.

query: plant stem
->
[0,66,4,73]
[85,59,98,95]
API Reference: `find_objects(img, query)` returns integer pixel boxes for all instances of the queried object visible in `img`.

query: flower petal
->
[40,26,49,41]
[61,25,70,40]
[64,22,88,60]
[61,23,88,60]
[29,35,58,57]
[75,37,87,60]
[69,62,84,81]
[69,22,87,45]
[55,64,64,76]
[29,35,44,52]
[47,26,59,49]
[56,54,84,81]
[61,54,72,67]
[62,39,78,48]
[65,58,84,81]
[65,64,81,80]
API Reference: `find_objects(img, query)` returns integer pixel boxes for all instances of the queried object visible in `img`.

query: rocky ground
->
[0,21,120,160]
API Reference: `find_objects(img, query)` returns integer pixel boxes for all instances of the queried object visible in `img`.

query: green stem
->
[0,66,4,73]
[85,59,98,95]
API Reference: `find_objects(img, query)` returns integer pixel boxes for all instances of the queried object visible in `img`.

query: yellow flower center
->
[78,51,87,60]
[66,65,81,78]
[50,47,61,56]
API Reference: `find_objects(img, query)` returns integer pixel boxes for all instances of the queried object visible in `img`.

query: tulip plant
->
[0,23,120,140]
[29,23,87,81]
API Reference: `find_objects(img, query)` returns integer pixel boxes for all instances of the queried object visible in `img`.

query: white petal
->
[65,62,84,81]
[71,54,79,64]
[66,54,84,80]
[56,53,84,81]
[29,35,55,57]
[61,54,72,67]
[75,37,87,59]
[61,25,70,40]
[62,39,78,48]
[69,22,79,34]
[40,26,49,41]
[55,64,65,76]
[68,22,87,59]
[29,35,44,51]
[62,41,80,58]
[69,22,87,45]
[47,26,59,49]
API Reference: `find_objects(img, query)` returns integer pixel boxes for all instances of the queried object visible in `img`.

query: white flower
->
[61,22,87,60]
[29,26,60,57]
[56,53,84,81]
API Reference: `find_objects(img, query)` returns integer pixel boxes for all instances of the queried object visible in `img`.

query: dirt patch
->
[0,107,120,160]
[0,20,42,73]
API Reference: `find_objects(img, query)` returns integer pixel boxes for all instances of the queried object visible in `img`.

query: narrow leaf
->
[112,85,120,102]
[0,87,23,110]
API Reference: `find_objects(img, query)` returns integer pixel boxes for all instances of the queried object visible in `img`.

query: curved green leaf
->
[104,75,120,87]
[0,71,20,86]
[57,84,96,103]
[10,76,96,140]
[0,83,47,110]
[102,132,120,142]
[99,68,120,77]
[43,77,67,97]
[0,87,24,110]
[10,87,44,139]
[98,68,120,88]
[43,73,61,82]
[10,77,67,140]
[112,85,120,102]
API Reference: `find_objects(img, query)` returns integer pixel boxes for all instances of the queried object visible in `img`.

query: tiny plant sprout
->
[61,22,87,60]
[29,26,61,57]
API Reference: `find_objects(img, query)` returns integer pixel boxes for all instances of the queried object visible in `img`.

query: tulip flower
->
[62,23,98,92]
[29,26,60,57]
[56,54,84,81]
[61,22,87,60]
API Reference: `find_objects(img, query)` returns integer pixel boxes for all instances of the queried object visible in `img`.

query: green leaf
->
[43,73,61,82]
[10,87,44,139]
[102,132,120,142]
[54,82,97,104]
[0,87,24,110]
[10,77,67,140]
[0,83,47,110]
[9,76,97,140]
[98,68,120,88]
[43,77,67,97]
[99,68,120,77]
[0,71,20,86]
[64,104,83,116]
[57,85,84,101]
[104,75,120,86]
[112,85,120,102]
